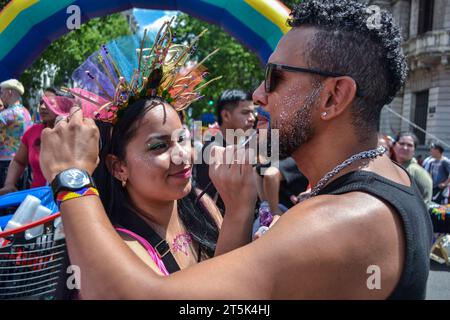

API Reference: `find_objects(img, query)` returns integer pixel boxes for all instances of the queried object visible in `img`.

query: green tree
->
[172,14,264,119]
[19,13,131,103]
[0,0,11,11]
[283,0,301,8]
[172,0,298,119]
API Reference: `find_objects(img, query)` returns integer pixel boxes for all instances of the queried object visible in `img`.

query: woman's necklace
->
[306,146,386,199]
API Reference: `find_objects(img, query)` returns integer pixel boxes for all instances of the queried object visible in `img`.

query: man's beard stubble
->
[274,84,322,159]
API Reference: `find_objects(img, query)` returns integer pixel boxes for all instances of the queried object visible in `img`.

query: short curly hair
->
[288,0,407,137]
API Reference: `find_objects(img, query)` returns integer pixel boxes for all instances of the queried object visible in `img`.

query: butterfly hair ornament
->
[65,17,222,124]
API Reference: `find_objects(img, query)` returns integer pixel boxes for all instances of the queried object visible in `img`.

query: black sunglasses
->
[264,63,363,97]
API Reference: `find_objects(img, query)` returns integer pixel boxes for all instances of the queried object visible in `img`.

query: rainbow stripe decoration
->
[0,0,291,80]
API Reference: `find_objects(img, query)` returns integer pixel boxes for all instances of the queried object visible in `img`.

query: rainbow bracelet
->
[56,187,99,208]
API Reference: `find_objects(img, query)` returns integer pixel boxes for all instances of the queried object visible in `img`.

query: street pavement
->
[426,261,450,300]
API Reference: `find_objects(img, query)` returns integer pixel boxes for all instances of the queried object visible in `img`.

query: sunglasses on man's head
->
[264,63,364,97]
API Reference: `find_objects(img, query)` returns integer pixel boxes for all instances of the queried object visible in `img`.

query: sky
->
[133,8,179,35]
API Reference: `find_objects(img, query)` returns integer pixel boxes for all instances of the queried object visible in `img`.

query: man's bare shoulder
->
[256,191,405,299]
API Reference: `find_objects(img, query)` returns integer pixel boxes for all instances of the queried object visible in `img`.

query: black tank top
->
[318,169,433,300]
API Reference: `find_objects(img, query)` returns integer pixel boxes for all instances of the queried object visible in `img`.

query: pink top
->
[21,124,46,188]
[115,227,169,276]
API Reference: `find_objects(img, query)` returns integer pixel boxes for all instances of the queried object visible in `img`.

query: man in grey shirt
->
[427,143,450,204]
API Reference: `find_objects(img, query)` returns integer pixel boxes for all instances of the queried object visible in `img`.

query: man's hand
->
[40,106,100,183]
[439,182,448,189]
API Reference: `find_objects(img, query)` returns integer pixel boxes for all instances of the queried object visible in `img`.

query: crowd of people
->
[0,0,447,299]
[377,133,450,206]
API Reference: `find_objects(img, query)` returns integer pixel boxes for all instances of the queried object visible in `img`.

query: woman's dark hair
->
[95,98,219,258]
[430,142,444,154]
[395,132,418,148]
[40,87,74,106]
[43,87,57,95]
[43,87,74,98]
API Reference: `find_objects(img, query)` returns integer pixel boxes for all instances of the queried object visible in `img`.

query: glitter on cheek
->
[277,83,305,121]
[272,81,303,126]
[276,82,323,157]
[130,151,171,174]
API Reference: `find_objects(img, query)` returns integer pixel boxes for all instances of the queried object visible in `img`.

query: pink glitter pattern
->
[172,233,193,256]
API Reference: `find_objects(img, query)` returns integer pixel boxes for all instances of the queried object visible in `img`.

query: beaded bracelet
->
[56,187,99,208]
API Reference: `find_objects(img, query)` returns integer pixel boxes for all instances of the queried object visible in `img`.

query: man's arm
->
[39,108,403,299]
[56,190,403,299]
[0,143,28,195]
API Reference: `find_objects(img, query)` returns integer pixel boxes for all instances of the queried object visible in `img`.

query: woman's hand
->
[208,145,257,214]
[210,145,257,254]
[40,107,100,183]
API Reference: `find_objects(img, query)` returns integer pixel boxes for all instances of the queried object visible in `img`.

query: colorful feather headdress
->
[65,17,221,124]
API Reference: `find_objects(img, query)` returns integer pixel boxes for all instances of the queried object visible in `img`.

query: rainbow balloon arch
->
[0,0,291,80]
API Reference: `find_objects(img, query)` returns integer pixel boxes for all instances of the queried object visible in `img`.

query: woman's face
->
[39,91,58,124]
[119,103,193,203]
[393,136,415,163]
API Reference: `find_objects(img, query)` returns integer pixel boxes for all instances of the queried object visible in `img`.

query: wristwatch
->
[51,168,96,200]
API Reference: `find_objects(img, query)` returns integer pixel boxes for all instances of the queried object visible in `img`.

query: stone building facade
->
[370,0,450,153]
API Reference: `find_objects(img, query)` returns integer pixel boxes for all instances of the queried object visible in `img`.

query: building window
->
[413,90,429,145]
[418,0,434,35]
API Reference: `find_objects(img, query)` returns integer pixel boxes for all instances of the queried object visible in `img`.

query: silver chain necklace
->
[308,146,386,198]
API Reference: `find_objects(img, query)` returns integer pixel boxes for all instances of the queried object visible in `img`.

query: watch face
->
[60,169,90,189]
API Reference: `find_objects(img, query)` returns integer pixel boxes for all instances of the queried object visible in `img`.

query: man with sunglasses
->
[40,0,433,299]
[0,79,32,189]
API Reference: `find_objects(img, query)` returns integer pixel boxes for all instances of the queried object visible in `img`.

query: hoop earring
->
[121,179,127,188]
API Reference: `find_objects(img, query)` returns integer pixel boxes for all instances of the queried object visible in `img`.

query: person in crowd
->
[40,0,432,299]
[194,89,256,214]
[255,158,309,214]
[0,79,33,188]
[417,154,423,167]
[393,132,433,205]
[426,143,450,204]
[0,88,81,194]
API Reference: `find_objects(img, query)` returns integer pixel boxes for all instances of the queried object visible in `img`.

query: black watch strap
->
[51,169,96,201]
